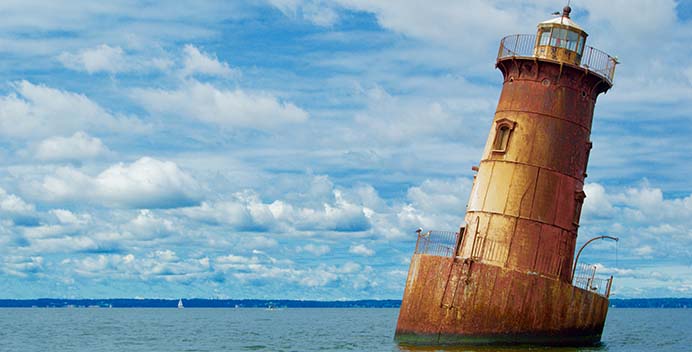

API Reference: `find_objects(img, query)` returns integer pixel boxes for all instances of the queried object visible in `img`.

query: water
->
[0,308,688,351]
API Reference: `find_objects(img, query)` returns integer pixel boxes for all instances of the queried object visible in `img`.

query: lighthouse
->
[395,6,618,346]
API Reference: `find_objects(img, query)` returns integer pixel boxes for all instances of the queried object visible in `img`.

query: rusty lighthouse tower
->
[396,6,618,346]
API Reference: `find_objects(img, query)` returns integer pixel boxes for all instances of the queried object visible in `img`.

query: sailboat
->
[177,299,184,309]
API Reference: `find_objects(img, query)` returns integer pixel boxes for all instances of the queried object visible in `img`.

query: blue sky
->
[0,0,690,299]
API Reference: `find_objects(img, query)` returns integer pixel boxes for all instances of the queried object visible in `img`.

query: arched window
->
[492,119,516,153]
[494,125,511,150]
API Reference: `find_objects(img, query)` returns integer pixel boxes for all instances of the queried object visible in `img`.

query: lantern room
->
[534,6,587,66]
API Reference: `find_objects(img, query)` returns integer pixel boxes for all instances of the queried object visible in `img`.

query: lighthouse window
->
[493,124,511,152]
[550,28,565,47]
[577,36,585,55]
[566,30,579,51]
[539,29,551,46]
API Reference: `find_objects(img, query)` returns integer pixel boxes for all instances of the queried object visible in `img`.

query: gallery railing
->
[497,34,617,84]
[470,236,508,264]
[414,230,460,257]
[572,262,613,298]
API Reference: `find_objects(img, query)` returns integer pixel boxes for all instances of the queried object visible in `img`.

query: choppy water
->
[0,308,688,352]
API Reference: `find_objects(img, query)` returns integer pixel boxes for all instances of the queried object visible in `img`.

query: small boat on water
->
[177,299,184,309]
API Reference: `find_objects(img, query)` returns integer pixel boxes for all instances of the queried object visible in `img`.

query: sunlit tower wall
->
[396,6,618,346]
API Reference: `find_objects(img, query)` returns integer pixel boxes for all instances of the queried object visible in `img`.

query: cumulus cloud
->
[181,44,236,78]
[58,250,374,290]
[633,245,654,257]
[0,187,35,215]
[0,187,38,226]
[27,236,101,254]
[50,209,91,226]
[58,44,127,74]
[0,81,149,139]
[37,157,201,208]
[219,253,359,288]
[178,186,371,233]
[57,44,172,74]
[579,182,692,268]
[132,80,308,129]
[124,209,177,239]
[238,235,279,250]
[349,243,374,256]
[1,256,44,278]
[394,177,472,234]
[583,183,616,218]
[171,175,471,242]
[299,243,331,256]
[34,131,109,161]
[66,251,211,282]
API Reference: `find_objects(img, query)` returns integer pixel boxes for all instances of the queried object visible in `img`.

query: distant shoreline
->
[0,298,689,308]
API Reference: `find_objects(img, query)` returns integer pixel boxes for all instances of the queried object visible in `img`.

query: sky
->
[0,0,690,300]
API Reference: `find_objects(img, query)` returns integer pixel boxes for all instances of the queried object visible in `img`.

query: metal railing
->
[470,236,508,263]
[572,262,613,297]
[414,230,460,257]
[497,34,617,84]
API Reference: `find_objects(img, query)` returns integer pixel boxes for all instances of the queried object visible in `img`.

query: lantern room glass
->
[540,27,586,55]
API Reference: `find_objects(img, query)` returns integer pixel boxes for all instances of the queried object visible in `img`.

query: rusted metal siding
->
[395,254,609,345]
[460,57,612,283]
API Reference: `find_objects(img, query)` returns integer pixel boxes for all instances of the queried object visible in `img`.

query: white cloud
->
[37,157,201,208]
[67,252,211,282]
[407,178,470,214]
[171,175,469,242]
[349,243,374,256]
[583,183,616,218]
[124,209,177,238]
[181,44,236,78]
[179,185,371,233]
[223,256,339,288]
[579,181,692,265]
[1,256,44,278]
[0,187,35,215]
[0,187,38,225]
[50,209,91,226]
[268,0,339,26]
[299,243,331,256]
[389,177,472,235]
[0,81,149,139]
[240,235,279,250]
[61,250,355,288]
[179,194,277,232]
[27,236,100,254]
[34,131,109,161]
[132,80,308,129]
[58,44,174,74]
[634,245,654,257]
[58,44,127,74]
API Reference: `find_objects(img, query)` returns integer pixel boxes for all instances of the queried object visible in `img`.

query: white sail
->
[177,299,184,309]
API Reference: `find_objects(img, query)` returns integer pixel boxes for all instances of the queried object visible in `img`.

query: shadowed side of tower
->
[395,6,618,346]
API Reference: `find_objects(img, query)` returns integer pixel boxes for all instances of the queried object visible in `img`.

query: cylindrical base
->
[395,254,609,346]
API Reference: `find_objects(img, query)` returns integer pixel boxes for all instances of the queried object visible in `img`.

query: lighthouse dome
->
[538,14,584,32]
[534,6,588,65]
